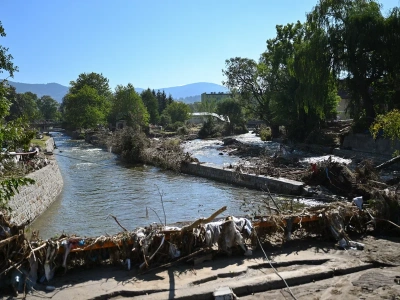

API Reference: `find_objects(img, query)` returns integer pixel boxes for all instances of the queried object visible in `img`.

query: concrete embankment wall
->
[8,138,64,225]
[342,134,399,157]
[181,162,304,195]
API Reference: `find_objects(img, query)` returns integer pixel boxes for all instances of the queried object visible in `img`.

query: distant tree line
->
[60,72,192,131]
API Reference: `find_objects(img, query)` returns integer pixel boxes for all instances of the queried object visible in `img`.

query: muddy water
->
[31,133,271,239]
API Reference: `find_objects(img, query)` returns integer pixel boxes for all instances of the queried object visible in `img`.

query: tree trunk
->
[271,124,280,139]
[362,86,375,126]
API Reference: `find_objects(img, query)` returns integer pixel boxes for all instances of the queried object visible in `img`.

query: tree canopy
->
[223,0,400,140]
[37,95,61,121]
[62,73,112,129]
[164,101,191,124]
[112,84,149,129]
[141,88,159,124]
[63,85,109,129]
[69,72,112,98]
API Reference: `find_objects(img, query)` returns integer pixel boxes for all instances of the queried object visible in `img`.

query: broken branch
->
[110,215,128,232]
[181,206,227,233]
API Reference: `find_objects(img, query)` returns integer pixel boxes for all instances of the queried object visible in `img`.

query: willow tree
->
[307,0,392,127]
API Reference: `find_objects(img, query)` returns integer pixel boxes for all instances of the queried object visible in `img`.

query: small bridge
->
[188,112,230,124]
[30,120,63,131]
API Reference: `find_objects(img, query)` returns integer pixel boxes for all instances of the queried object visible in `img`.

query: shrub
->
[198,118,223,139]
[165,121,185,132]
[177,126,189,135]
[159,113,171,127]
[112,127,150,163]
[259,125,272,141]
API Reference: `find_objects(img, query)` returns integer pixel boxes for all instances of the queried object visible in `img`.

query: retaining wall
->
[8,149,63,225]
[181,162,304,195]
[342,134,400,156]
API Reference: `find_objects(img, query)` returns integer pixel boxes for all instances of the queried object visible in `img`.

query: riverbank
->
[3,137,64,226]
[1,132,398,299]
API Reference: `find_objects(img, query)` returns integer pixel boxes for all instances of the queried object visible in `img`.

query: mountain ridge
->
[6,81,228,103]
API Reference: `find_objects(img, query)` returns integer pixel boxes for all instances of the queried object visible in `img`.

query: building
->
[200,92,232,103]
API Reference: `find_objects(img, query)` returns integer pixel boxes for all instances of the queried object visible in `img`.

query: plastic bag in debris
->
[352,196,363,210]
[169,244,181,258]
[338,238,364,250]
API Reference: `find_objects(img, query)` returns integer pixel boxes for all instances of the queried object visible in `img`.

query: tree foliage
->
[223,20,338,140]
[63,85,109,129]
[307,0,400,127]
[1,177,35,210]
[141,88,159,124]
[112,84,149,129]
[0,21,18,79]
[164,101,191,124]
[0,22,35,209]
[223,0,400,140]
[6,91,40,122]
[370,109,400,155]
[69,72,112,98]
[62,73,112,129]
[37,95,61,121]
[216,97,247,134]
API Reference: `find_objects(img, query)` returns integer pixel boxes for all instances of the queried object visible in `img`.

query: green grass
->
[31,135,50,149]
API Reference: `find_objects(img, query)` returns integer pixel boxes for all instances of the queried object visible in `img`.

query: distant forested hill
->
[7,81,227,103]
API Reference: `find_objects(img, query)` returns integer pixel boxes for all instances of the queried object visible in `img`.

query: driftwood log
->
[375,155,400,171]
[181,206,227,233]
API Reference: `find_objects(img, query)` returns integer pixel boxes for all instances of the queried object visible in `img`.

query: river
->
[31,132,274,239]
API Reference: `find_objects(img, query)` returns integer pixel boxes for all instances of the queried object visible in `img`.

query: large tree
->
[62,73,112,129]
[6,91,39,122]
[63,85,109,129]
[69,72,112,98]
[37,95,61,121]
[164,101,191,124]
[111,84,149,129]
[216,97,247,134]
[223,57,271,125]
[223,21,338,140]
[306,0,398,127]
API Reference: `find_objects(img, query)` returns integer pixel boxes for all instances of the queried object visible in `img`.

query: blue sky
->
[1,0,399,89]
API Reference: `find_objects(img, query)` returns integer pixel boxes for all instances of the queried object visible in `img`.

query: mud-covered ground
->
[18,235,400,299]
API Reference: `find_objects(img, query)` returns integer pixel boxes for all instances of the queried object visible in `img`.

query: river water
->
[31,132,274,239]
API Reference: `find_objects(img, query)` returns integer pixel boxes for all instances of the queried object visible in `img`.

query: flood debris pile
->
[219,137,265,158]
[142,138,198,171]
[0,152,51,178]
[0,199,389,296]
[0,214,33,294]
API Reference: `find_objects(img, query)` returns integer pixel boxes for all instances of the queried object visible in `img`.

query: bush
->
[165,121,185,132]
[159,113,172,127]
[177,126,189,135]
[112,127,150,163]
[259,125,272,141]
[198,118,223,139]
